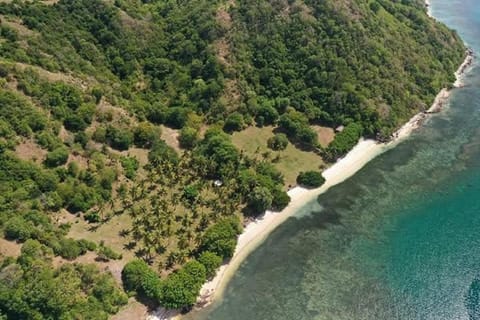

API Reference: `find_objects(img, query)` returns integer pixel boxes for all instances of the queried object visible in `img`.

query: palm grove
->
[0,0,465,317]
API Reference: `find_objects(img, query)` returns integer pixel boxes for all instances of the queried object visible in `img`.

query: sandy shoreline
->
[191,92,447,311]
[148,24,475,320]
[187,50,474,313]
[193,139,386,307]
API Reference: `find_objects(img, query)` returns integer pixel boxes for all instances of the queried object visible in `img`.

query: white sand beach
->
[193,117,423,312]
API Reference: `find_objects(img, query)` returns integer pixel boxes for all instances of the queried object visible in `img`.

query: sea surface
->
[192,1,480,319]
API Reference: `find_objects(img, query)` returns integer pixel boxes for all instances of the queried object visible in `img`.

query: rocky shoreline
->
[389,48,474,141]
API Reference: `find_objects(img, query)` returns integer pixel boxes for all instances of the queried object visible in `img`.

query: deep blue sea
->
[192,1,480,319]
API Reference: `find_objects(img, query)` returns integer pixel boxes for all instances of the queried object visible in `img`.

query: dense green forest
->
[0,0,465,317]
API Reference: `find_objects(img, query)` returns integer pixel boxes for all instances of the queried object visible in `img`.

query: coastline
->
[148,28,475,320]
[192,90,448,311]
[455,48,474,87]
[186,51,474,314]
[193,139,387,308]
[425,0,432,17]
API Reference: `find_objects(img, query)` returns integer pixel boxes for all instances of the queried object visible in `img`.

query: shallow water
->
[192,1,480,319]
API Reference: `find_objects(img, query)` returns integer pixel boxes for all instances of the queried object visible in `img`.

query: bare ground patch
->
[311,125,335,148]
[221,78,242,111]
[0,238,21,259]
[160,125,181,152]
[67,153,90,170]
[14,63,94,90]
[216,5,232,30]
[0,15,38,37]
[120,147,149,167]
[97,98,132,122]
[58,125,74,143]
[111,298,149,320]
[52,251,127,283]
[214,38,231,67]
[41,0,60,5]
[15,139,47,163]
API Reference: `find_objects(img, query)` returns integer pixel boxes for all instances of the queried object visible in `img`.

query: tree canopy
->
[0,240,127,320]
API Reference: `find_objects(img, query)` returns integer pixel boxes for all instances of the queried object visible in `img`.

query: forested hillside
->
[0,0,465,317]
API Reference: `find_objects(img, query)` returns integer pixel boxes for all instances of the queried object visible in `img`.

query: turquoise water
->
[192,1,480,319]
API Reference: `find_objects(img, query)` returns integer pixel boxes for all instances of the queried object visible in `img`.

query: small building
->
[335,125,345,133]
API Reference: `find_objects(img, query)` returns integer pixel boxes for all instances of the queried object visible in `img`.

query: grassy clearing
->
[57,209,136,282]
[66,211,134,259]
[232,126,326,187]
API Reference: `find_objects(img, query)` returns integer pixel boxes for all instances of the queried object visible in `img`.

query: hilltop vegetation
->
[0,0,465,317]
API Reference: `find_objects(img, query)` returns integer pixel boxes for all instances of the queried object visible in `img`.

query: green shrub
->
[182,184,199,203]
[120,156,139,180]
[160,260,206,309]
[223,112,245,132]
[267,133,289,151]
[74,131,89,147]
[78,239,97,251]
[255,103,279,126]
[91,87,103,103]
[68,194,90,213]
[44,147,69,167]
[92,274,128,313]
[55,238,85,260]
[122,259,161,301]
[148,140,179,166]
[97,245,122,261]
[64,114,88,132]
[326,123,364,159]
[134,122,159,148]
[106,126,133,151]
[4,217,34,242]
[93,126,107,143]
[197,251,222,279]
[296,171,325,188]
[5,246,127,319]
[271,188,290,211]
[178,127,198,149]
[17,239,53,266]
[122,259,151,293]
[165,108,189,129]
[84,211,101,223]
[200,216,242,259]
[278,110,318,148]
[247,186,273,214]
[36,131,62,151]
[44,191,64,211]
[35,170,59,192]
